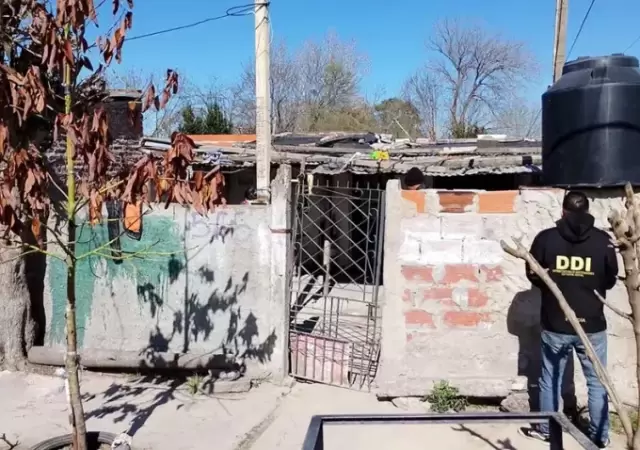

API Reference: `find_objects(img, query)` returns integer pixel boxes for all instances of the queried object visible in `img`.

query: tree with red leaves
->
[0,1,220,448]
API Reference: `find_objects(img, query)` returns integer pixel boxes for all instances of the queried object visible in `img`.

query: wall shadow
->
[24,226,46,347]
[83,259,277,437]
[507,289,577,414]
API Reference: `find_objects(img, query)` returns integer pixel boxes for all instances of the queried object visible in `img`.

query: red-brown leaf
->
[85,0,98,22]
[25,171,36,194]
[83,56,93,71]
[159,89,170,109]
[31,217,42,245]
[0,124,6,156]
[63,40,74,63]
[141,84,155,112]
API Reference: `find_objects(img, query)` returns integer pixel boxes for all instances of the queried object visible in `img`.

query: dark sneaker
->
[519,427,550,443]
[594,438,610,449]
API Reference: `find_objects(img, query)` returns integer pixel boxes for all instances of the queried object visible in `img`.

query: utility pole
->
[255,0,271,201]
[552,0,568,82]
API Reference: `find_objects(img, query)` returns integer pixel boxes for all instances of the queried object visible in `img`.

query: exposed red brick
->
[405,310,435,327]
[467,289,489,307]
[423,287,455,306]
[403,289,413,305]
[402,264,479,283]
[401,190,426,213]
[401,266,433,282]
[443,311,492,327]
[438,191,475,213]
[442,264,479,283]
[480,265,504,282]
[477,191,518,213]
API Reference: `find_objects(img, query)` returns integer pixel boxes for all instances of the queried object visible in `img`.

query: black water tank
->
[542,54,640,187]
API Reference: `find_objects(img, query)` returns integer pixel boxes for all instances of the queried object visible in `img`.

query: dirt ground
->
[0,370,627,450]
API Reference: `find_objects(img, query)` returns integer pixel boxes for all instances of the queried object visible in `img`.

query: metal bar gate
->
[287,178,385,389]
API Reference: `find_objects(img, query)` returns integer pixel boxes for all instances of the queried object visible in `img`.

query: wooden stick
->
[500,237,635,447]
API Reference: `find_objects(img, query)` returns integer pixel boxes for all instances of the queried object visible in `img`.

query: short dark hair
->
[245,187,257,201]
[562,190,589,213]
[405,167,425,187]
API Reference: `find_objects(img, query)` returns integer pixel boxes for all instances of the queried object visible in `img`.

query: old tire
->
[31,431,117,450]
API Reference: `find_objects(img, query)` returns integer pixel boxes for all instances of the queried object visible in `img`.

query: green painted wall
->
[48,214,184,346]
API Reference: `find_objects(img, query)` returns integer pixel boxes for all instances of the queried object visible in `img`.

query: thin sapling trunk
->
[63,24,87,450]
[608,183,640,449]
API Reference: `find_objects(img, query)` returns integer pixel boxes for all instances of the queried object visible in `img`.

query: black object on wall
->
[542,54,640,187]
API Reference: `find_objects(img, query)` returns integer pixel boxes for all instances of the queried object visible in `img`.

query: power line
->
[125,3,262,42]
[567,0,596,59]
[624,34,640,53]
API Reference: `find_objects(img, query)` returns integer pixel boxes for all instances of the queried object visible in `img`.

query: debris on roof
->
[141,132,542,177]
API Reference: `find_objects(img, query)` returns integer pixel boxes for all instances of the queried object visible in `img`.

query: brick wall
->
[376,181,637,402]
[46,97,142,181]
[399,189,516,337]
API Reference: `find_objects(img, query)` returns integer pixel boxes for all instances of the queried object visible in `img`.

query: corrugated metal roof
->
[140,135,542,177]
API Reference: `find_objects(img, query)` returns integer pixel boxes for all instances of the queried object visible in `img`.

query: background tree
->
[402,72,440,140]
[232,33,369,133]
[406,18,538,138]
[179,104,202,134]
[179,102,233,134]
[450,122,487,138]
[232,42,300,133]
[374,98,422,139]
[297,32,369,131]
[490,96,542,138]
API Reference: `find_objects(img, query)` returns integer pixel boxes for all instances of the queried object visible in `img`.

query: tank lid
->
[562,54,639,75]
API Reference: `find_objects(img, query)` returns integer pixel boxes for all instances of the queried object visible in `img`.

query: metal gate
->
[287,178,385,389]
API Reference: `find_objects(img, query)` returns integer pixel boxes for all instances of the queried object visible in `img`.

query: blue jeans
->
[538,330,609,443]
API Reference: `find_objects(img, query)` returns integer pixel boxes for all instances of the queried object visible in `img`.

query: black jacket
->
[526,212,618,334]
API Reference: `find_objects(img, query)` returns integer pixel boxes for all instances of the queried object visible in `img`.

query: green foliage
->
[424,380,468,413]
[185,374,204,396]
[374,97,422,138]
[179,102,233,134]
[611,409,638,435]
[450,122,487,138]
[179,104,202,134]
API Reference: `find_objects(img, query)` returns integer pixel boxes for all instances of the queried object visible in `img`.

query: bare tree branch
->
[232,33,370,133]
[501,237,635,447]
[593,289,633,322]
[489,95,541,138]
[402,72,441,140]
[410,18,539,137]
[0,433,18,449]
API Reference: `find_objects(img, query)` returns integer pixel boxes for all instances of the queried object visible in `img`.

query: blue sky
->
[108,0,640,103]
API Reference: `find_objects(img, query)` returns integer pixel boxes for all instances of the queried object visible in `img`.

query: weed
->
[424,380,468,413]
[185,374,204,396]
[610,409,638,435]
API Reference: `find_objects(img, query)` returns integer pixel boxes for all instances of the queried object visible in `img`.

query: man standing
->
[520,191,618,448]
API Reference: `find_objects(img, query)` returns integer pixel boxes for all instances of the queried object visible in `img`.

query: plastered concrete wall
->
[42,204,283,376]
[377,180,637,403]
